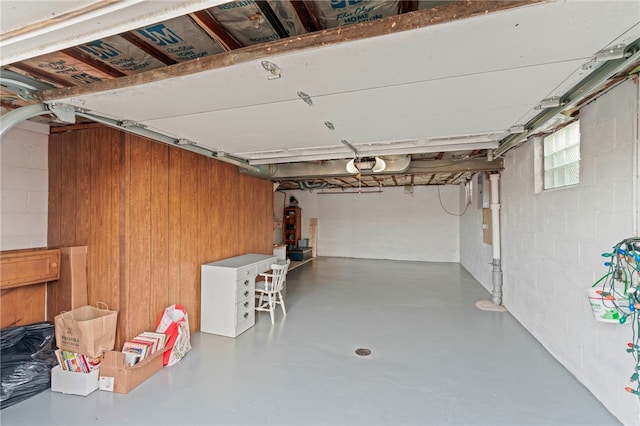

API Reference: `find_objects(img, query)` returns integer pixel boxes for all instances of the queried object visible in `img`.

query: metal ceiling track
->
[0,107,257,173]
[494,37,640,158]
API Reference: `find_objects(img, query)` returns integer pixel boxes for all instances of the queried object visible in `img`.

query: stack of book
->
[54,349,101,373]
[121,331,167,365]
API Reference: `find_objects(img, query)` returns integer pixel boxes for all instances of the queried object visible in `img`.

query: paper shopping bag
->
[55,303,118,358]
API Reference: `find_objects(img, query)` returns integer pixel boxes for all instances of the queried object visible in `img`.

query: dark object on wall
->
[0,322,58,409]
[289,196,299,207]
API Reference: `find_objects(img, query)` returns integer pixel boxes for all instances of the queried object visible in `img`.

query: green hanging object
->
[601,253,613,257]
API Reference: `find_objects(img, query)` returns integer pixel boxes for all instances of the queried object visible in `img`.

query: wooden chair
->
[255,262,289,324]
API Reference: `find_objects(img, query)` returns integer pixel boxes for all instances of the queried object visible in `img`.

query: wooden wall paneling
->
[75,129,91,245]
[1,289,18,327]
[59,132,78,246]
[1,285,46,327]
[47,133,62,248]
[222,162,240,258]
[89,128,114,311]
[115,131,131,349]
[45,125,275,339]
[21,284,47,325]
[150,142,170,327]
[194,155,213,331]
[179,150,200,334]
[167,147,182,315]
[257,177,271,253]
[47,133,63,320]
[209,160,224,261]
[109,129,123,337]
[241,174,271,254]
[48,129,92,320]
[261,178,274,252]
[240,174,253,253]
[126,135,153,339]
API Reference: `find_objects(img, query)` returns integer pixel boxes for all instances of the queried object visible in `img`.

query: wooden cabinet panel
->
[1,248,60,289]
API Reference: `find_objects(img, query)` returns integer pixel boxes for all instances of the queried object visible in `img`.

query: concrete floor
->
[1,257,619,425]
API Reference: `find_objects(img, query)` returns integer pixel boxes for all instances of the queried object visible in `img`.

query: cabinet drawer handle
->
[244,312,249,319]
[244,301,249,308]
[244,279,249,286]
[244,290,249,297]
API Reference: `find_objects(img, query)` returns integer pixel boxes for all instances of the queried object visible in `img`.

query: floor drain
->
[355,348,371,356]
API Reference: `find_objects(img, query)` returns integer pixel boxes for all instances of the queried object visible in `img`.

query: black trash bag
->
[0,322,57,409]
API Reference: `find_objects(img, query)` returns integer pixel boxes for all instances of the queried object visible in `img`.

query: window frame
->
[540,119,581,191]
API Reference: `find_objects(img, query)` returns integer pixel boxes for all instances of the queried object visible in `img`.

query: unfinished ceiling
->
[1,0,639,191]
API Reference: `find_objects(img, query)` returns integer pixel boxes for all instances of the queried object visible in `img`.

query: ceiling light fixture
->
[346,156,386,174]
[297,91,313,106]
[261,60,281,80]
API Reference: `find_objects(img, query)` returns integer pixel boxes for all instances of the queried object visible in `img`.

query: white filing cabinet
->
[201,254,276,337]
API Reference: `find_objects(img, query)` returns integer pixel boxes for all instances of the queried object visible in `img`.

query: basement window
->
[543,120,580,190]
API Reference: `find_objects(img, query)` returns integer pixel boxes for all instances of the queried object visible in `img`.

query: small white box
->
[51,366,99,396]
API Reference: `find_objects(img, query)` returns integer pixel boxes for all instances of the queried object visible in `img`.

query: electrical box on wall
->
[477,172,490,209]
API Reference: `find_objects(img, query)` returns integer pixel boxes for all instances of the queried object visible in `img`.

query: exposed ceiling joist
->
[255,1,290,39]
[189,10,243,51]
[289,1,321,33]
[118,32,177,66]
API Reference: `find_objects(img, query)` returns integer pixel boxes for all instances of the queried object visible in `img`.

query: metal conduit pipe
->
[490,173,503,305]
[298,181,330,191]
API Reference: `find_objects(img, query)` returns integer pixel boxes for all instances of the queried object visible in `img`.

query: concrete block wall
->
[459,173,493,292]
[498,79,639,425]
[0,121,50,250]
[277,185,461,262]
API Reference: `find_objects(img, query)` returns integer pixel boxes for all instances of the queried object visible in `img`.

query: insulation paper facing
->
[314,0,399,28]
[131,16,225,62]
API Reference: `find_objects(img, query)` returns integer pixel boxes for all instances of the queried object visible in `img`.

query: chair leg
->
[267,294,275,324]
[278,291,286,316]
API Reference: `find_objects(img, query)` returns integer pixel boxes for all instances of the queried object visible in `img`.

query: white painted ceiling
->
[44,0,639,165]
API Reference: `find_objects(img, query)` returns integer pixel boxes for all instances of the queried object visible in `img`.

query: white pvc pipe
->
[490,173,501,259]
[633,80,639,237]
[489,173,503,305]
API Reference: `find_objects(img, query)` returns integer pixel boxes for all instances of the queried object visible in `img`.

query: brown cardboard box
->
[48,247,88,319]
[98,346,169,394]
